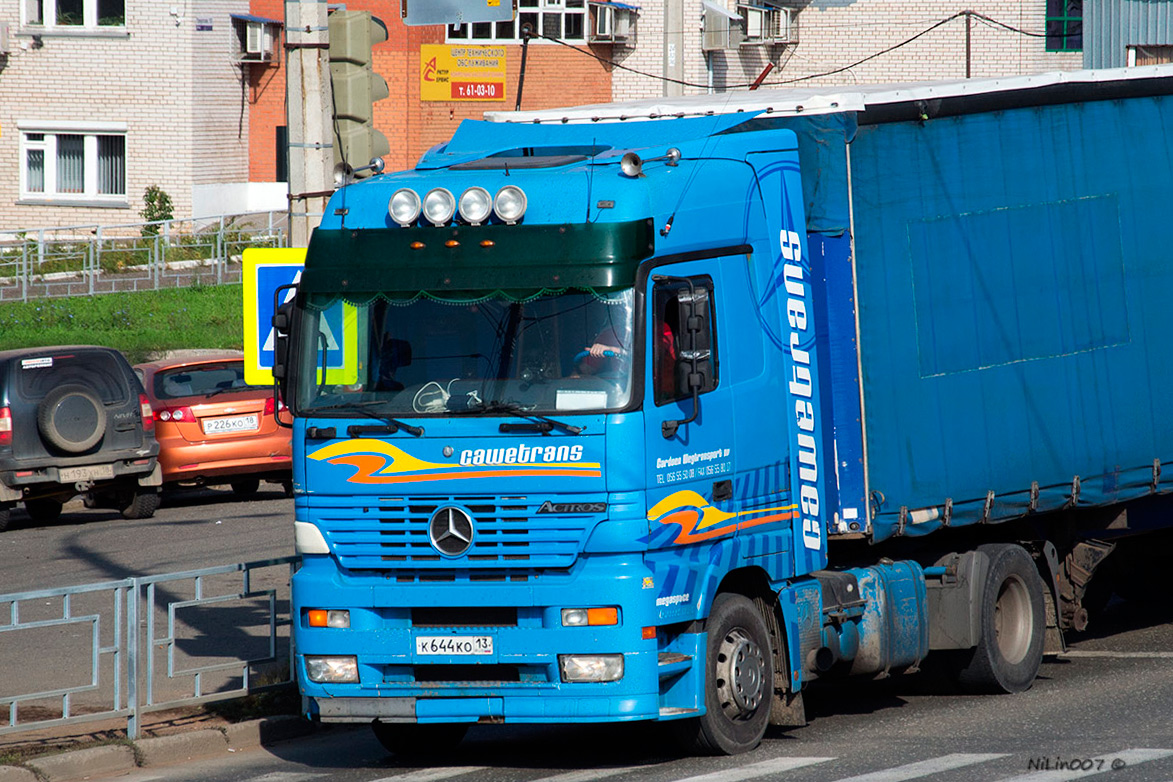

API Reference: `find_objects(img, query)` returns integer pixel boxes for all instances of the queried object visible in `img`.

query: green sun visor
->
[301,219,655,304]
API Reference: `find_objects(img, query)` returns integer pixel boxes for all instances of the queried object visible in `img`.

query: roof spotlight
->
[388,189,421,227]
[493,185,527,224]
[458,187,493,225]
[422,188,456,226]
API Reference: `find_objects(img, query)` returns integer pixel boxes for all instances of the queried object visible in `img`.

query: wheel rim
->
[715,627,766,720]
[994,573,1033,664]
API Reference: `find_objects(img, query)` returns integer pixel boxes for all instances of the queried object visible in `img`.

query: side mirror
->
[271,285,297,428]
[658,277,714,438]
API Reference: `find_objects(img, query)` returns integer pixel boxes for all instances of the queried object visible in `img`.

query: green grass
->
[0,285,244,365]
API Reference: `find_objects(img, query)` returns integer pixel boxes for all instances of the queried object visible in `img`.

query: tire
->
[370,722,468,756]
[282,479,294,498]
[0,503,12,533]
[24,497,63,523]
[955,544,1046,694]
[120,490,160,520]
[676,593,773,755]
[230,478,261,496]
[37,384,106,453]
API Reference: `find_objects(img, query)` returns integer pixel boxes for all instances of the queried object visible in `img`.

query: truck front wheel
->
[371,721,468,756]
[956,543,1045,694]
[677,592,773,755]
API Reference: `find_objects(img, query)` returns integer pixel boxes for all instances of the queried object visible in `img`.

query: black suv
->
[0,346,161,531]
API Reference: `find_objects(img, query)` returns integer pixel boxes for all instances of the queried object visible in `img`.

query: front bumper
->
[293,553,664,724]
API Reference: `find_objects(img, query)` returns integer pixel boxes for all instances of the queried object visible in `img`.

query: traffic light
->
[328,10,390,179]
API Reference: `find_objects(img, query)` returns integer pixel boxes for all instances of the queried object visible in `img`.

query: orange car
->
[134,354,291,495]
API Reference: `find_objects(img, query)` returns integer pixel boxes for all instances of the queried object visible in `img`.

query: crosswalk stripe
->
[528,766,646,782]
[1061,651,1173,659]
[245,774,329,782]
[672,756,835,782]
[831,753,1009,782]
[367,767,487,782]
[995,748,1173,781]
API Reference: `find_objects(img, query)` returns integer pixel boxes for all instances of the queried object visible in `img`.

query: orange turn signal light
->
[642,626,657,640]
[308,609,328,628]
[586,607,619,626]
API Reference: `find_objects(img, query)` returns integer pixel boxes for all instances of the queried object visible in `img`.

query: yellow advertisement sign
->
[421,44,507,102]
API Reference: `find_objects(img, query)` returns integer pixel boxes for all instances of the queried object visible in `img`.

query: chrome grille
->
[315,495,604,571]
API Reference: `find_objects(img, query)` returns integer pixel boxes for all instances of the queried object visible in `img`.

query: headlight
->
[307,609,350,628]
[493,185,527,224]
[559,654,624,683]
[458,187,493,225]
[304,655,359,683]
[388,189,421,227]
[422,188,456,226]
[561,607,619,627]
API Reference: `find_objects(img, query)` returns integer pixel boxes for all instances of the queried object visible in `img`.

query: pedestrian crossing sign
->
[243,248,359,387]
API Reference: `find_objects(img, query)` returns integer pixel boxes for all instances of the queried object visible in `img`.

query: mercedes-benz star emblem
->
[428,507,474,557]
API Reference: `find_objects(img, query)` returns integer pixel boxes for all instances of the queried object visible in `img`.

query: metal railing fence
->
[0,211,289,302]
[0,556,299,740]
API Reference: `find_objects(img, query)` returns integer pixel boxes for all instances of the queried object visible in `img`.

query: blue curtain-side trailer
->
[270,66,1173,755]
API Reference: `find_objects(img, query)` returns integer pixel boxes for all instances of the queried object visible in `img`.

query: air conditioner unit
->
[702,0,742,51]
[245,21,266,56]
[589,2,636,44]
[737,4,795,46]
[771,7,796,45]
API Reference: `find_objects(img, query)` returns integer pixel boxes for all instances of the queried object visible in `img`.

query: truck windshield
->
[294,289,635,417]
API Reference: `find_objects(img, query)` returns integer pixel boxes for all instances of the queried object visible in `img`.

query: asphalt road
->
[83,606,1173,781]
[0,485,296,592]
[3,492,1172,780]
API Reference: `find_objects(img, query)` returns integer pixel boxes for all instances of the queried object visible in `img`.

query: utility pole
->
[284,0,334,247]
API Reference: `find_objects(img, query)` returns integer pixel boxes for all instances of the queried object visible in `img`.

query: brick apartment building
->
[246,0,616,180]
[0,0,285,231]
[2,1,1167,227]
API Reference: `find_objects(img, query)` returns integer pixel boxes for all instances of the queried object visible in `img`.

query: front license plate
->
[203,414,259,434]
[59,464,115,482]
[415,636,494,656]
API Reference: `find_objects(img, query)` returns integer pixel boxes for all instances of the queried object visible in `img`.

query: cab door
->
[643,261,738,559]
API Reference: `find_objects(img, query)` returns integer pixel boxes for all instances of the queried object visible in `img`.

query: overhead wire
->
[524,10,1052,93]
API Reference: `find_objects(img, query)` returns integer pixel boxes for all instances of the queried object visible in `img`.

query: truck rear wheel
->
[956,543,1045,694]
[0,503,11,533]
[677,593,772,755]
[370,721,468,756]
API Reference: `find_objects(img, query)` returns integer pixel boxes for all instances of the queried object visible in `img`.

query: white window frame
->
[21,0,126,30]
[18,121,129,205]
[446,0,587,43]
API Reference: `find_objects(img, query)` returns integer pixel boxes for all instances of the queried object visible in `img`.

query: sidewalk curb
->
[26,745,136,782]
[137,729,229,767]
[2,716,319,782]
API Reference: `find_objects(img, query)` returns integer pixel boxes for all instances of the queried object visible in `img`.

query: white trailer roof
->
[486,64,1173,125]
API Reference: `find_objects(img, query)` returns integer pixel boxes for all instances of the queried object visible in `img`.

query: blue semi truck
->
[273,66,1173,755]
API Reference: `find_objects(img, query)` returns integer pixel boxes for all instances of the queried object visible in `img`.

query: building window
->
[1045,0,1082,52]
[23,0,125,28]
[1129,45,1173,66]
[447,0,586,43]
[20,128,126,203]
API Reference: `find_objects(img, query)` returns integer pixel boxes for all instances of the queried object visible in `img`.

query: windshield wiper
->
[455,401,583,436]
[307,400,424,437]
